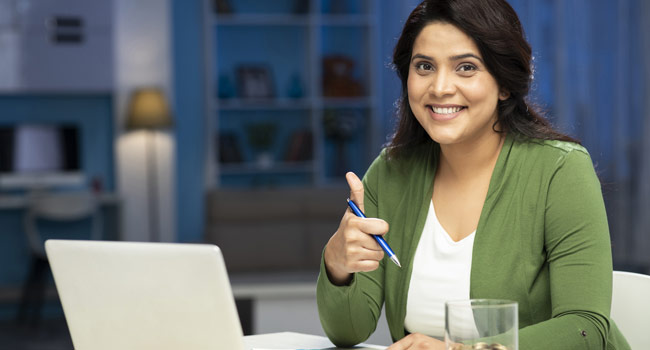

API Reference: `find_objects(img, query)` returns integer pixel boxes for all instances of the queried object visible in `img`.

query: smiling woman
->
[316,1,630,350]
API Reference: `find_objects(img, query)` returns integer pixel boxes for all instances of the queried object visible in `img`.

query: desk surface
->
[244,332,386,350]
[231,271,318,299]
[0,192,121,209]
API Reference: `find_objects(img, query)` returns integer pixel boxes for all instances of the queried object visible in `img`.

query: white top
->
[404,200,476,339]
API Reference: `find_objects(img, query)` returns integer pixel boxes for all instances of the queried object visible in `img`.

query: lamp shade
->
[125,88,173,130]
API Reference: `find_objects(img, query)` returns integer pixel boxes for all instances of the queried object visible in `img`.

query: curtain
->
[508,0,650,272]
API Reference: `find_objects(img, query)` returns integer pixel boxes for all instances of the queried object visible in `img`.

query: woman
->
[316,0,630,349]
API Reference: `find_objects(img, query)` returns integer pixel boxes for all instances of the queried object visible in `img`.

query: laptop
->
[45,239,247,350]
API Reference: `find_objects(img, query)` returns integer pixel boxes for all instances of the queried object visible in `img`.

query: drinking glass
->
[445,299,518,350]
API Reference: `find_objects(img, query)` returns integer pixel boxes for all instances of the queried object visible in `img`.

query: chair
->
[16,191,102,325]
[611,270,650,349]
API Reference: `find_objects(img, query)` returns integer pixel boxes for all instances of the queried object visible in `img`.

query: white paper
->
[244,332,386,350]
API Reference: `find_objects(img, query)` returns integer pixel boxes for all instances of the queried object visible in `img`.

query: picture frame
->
[213,0,233,14]
[236,65,275,99]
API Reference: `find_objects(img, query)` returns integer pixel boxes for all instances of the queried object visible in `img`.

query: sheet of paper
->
[252,347,385,350]
[244,332,387,350]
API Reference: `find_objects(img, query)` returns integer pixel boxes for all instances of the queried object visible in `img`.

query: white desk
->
[244,332,386,350]
[229,272,392,346]
[0,192,121,209]
[0,192,123,239]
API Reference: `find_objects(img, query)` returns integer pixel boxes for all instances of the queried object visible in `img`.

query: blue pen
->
[347,198,401,268]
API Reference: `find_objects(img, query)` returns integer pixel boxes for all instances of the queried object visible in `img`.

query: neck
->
[438,131,506,181]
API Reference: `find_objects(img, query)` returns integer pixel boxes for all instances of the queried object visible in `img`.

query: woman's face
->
[407,22,507,147]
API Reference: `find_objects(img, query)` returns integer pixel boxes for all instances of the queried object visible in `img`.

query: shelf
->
[322,97,375,109]
[215,14,310,26]
[216,97,375,110]
[214,14,374,27]
[220,161,314,175]
[206,0,379,188]
[217,98,313,111]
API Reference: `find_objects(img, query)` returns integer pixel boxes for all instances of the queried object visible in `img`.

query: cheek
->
[407,74,427,103]
[406,73,416,100]
[462,79,500,107]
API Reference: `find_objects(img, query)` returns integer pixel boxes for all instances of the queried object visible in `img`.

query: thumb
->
[346,172,365,212]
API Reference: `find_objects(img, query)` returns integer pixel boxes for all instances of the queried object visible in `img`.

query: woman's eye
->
[416,62,433,71]
[458,64,477,73]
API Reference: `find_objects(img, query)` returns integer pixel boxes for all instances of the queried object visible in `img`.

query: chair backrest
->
[611,270,650,349]
[24,192,102,257]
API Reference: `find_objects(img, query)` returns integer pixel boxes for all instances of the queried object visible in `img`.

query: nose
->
[428,70,456,97]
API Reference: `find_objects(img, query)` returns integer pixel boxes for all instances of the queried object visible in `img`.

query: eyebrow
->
[411,53,484,64]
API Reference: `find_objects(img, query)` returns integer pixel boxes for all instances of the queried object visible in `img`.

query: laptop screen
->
[45,240,247,350]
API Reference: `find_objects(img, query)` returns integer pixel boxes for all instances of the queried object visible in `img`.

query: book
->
[218,132,243,163]
[284,130,313,162]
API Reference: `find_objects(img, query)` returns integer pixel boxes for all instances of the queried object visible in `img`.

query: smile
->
[429,105,465,114]
[427,105,466,121]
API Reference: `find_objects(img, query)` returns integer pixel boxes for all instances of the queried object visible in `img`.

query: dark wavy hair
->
[386,0,578,159]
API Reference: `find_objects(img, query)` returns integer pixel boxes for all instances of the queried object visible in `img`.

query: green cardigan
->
[317,134,630,349]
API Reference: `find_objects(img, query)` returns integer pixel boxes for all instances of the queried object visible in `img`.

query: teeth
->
[431,106,463,114]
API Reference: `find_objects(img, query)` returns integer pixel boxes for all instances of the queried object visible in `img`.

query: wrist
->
[324,247,353,286]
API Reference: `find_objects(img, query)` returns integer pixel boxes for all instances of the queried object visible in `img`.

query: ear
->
[498,90,510,101]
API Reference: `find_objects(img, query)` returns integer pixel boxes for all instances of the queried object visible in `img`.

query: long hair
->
[386,0,578,159]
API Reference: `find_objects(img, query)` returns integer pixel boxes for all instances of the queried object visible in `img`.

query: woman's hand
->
[323,172,389,285]
[387,333,447,350]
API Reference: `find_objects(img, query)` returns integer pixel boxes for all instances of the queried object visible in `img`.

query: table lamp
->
[125,88,173,241]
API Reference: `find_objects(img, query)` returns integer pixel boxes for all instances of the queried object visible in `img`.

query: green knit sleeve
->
[519,149,626,349]
[316,154,387,347]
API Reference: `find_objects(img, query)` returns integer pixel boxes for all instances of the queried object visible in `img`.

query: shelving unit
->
[205,0,381,188]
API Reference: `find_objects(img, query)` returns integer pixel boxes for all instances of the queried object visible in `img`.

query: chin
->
[425,129,462,146]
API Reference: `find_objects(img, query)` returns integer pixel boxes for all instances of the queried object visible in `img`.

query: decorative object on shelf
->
[245,122,277,169]
[218,132,243,163]
[217,74,235,99]
[323,109,361,177]
[286,73,304,99]
[328,0,348,14]
[284,129,313,162]
[125,87,173,242]
[91,175,103,193]
[322,55,363,97]
[237,65,275,99]
[214,0,233,14]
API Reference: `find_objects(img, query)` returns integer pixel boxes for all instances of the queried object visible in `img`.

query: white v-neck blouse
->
[404,200,476,339]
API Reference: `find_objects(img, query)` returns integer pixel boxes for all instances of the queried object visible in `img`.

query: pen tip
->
[346,198,350,203]
[391,256,402,268]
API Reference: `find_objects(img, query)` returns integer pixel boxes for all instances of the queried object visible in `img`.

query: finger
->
[353,259,381,272]
[346,171,365,212]
[348,241,385,259]
[362,248,384,262]
[344,217,388,252]
[341,231,382,256]
[355,217,389,237]
[387,334,414,350]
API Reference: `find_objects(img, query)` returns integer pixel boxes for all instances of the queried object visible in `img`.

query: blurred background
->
[0,0,648,348]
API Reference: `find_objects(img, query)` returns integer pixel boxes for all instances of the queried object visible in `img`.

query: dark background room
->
[0,0,648,348]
